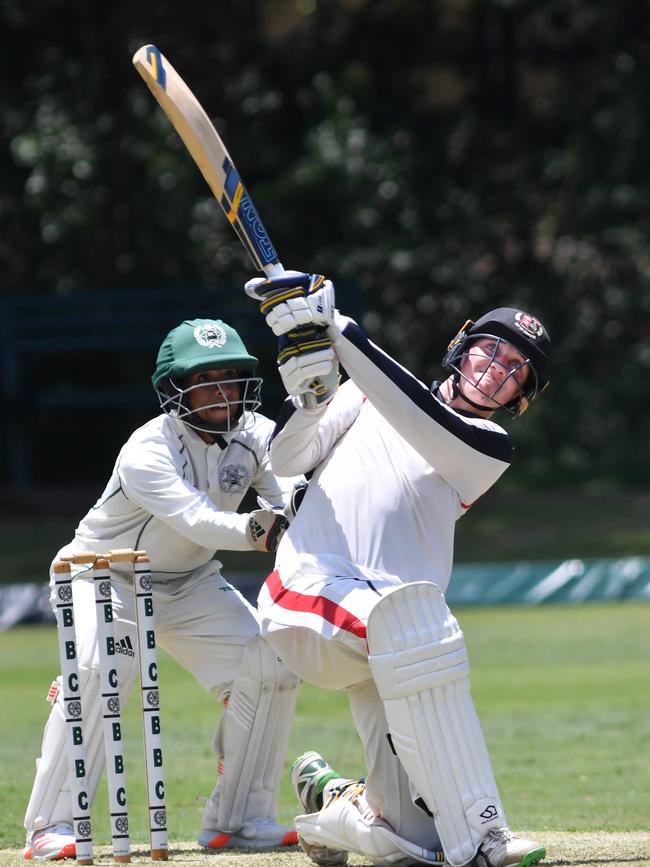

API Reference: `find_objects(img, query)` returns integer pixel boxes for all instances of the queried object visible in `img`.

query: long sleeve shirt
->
[268,311,513,592]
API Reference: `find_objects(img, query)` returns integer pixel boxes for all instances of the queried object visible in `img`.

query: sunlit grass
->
[1,603,648,850]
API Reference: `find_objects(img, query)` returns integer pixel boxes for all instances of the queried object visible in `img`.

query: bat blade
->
[132,44,283,276]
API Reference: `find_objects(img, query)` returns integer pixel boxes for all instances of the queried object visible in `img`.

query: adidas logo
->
[115,636,135,657]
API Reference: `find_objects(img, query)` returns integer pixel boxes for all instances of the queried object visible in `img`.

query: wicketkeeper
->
[23,318,302,860]
[244,272,552,867]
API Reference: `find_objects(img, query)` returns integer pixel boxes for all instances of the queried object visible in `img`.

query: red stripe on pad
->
[264,570,367,639]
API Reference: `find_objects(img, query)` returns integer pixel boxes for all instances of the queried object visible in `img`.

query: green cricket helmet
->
[152,318,262,435]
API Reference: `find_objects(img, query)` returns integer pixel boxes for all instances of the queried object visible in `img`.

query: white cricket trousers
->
[257,554,445,850]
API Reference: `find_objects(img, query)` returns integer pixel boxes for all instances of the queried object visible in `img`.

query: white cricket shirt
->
[69,411,295,580]
[269,312,514,592]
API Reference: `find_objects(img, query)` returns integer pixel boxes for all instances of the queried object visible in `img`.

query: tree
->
[1,0,649,487]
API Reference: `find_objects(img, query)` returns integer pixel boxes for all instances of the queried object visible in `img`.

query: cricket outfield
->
[1,603,648,865]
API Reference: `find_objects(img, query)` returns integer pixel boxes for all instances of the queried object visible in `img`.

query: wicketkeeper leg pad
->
[203,635,300,832]
[367,582,505,867]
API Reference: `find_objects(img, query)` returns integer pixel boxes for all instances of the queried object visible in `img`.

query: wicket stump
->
[54,548,168,863]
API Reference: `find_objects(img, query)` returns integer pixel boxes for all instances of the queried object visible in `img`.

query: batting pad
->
[296,785,445,866]
[367,582,505,867]
[206,636,300,832]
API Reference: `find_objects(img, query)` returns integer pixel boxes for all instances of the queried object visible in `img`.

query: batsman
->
[23,318,301,860]
[244,271,552,867]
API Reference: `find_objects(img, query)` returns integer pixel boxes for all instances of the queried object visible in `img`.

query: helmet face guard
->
[444,333,535,416]
[155,374,262,435]
[442,309,551,417]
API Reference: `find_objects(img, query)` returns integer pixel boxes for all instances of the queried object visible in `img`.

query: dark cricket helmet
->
[442,307,551,416]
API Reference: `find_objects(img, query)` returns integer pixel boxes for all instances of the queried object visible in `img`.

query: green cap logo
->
[193,322,227,348]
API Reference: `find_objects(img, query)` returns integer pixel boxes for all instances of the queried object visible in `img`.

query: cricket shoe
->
[291,751,357,867]
[23,824,76,861]
[473,828,546,867]
[291,750,351,814]
[298,834,349,867]
[198,816,297,849]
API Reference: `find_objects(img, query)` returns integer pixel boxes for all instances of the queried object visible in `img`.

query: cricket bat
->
[132,44,285,278]
[132,44,332,402]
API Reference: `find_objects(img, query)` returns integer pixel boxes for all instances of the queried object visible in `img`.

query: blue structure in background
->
[2,557,648,631]
[0,284,364,489]
[447,556,650,606]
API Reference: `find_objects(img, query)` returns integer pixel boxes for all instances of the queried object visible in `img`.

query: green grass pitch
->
[1,603,648,855]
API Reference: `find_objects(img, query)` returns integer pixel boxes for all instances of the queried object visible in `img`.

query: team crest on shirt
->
[514,311,544,340]
[194,323,227,348]
[219,463,251,494]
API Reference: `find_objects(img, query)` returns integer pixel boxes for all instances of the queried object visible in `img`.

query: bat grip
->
[263,262,286,278]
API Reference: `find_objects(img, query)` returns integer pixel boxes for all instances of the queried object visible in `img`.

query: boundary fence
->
[2,556,648,631]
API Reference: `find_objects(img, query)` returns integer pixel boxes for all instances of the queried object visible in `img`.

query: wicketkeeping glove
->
[256,482,307,522]
[244,271,335,336]
[245,509,290,553]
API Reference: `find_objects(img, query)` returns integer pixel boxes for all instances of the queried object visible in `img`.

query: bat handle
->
[263,262,286,278]
[254,266,332,402]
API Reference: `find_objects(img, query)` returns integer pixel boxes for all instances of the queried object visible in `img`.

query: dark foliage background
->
[2,0,649,491]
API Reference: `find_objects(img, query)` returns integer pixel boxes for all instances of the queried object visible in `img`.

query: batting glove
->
[244,271,335,336]
[277,326,340,408]
[246,509,290,552]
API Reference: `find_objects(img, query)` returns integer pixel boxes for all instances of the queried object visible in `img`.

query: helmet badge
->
[193,323,227,348]
[514,311,544,341]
